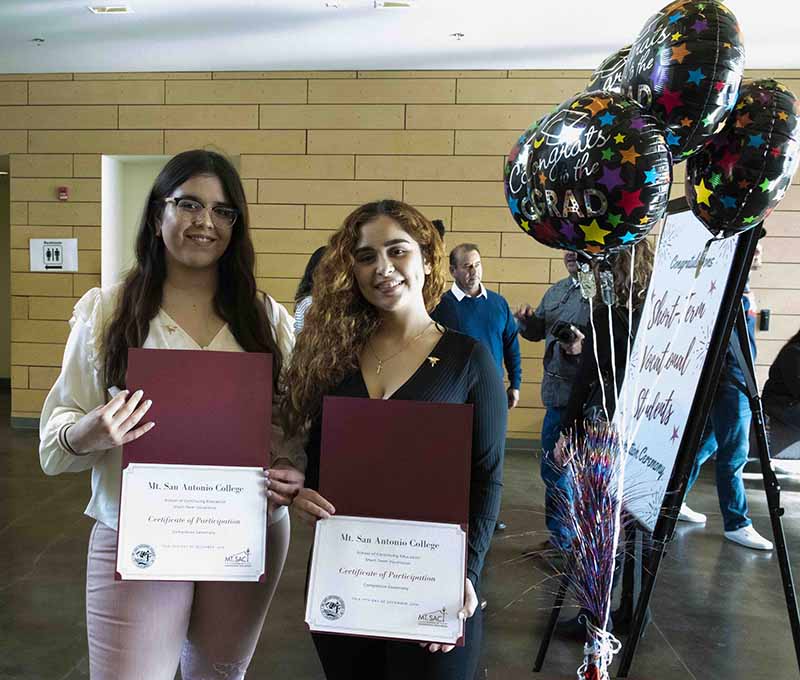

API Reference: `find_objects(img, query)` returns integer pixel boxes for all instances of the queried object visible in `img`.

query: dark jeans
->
[541,406,572,548]
[686,380,752,532]
[311,605,483,680]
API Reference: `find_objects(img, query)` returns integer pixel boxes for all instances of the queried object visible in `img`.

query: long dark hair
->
[294,246,327,302]
[103,149,283,391]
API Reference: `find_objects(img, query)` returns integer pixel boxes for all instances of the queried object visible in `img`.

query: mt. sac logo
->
[224,549,251,567]
[418,607,448,628]
[132,544,155,569]
[320,596,345,621]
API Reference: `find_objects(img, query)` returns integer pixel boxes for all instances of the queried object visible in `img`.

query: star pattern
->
[598,165,624,192]
[687,68,705,85]
[581,219,611,244]
[644,168,659,184]
[666,131,681,146]
[585,97,612,116]
[694,178,713,206]
[614,133,626,144]
[658,88,684,115]
[620,231,637,244]
[601,148,615,162]
[735,112,752,128]
[598,112,616,126]
[617,189,645,216]
[670,43,691,64]
[749,134,765,148]
[720,195,737,209]
[619,145,640,165]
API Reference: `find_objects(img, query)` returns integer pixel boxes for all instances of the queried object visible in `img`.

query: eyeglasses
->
[164,197,239,229]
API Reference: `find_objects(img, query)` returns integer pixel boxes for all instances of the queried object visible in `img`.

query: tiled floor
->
[2,388,799,679]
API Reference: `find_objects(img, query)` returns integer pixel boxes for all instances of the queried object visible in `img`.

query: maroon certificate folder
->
[123,348,272,468]
[319,396,473,525]
[116,348,272,582]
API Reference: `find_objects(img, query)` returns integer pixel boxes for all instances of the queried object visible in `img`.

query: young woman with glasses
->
[39,149,305,680]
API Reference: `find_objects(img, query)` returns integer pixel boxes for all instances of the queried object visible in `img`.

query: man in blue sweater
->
[432,243,522,409]
[432,244,521,539]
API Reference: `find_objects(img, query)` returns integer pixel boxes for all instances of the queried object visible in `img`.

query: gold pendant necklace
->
[369,322,434,375]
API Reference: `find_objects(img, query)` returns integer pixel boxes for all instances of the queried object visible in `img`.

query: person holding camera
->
[514,251,589,550]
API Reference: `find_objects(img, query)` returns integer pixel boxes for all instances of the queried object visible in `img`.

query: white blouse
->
[39,285,304,531]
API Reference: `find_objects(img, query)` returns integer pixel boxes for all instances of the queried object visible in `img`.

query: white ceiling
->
[1,0,798,74]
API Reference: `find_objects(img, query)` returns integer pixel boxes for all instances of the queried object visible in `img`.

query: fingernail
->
[458,612,466,620]
[267,490,272,497]
[144,400,152,407]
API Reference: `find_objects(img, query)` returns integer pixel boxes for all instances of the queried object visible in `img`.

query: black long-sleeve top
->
[561,305,641,433]
[304,329,507,588]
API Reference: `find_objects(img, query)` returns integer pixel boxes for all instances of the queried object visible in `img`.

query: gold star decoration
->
[640,216,649,224]
[671,32,683,41]
[427,357,440,367]
[537,171,546,184]
[680,117,693,127]
[520,220,530,232]
[671,43,691,64]
[585,97,612,116]
[614,133,626,144]
[581,219,611,244]
[694,178,713,206]
[778,111,789,121]
[619,145,641,165]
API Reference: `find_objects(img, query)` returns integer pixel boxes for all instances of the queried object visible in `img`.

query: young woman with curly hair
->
[282,199,507,680]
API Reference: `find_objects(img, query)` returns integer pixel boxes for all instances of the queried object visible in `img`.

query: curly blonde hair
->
[282,200,447,436]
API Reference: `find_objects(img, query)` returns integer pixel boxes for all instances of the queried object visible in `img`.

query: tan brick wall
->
[2,69,800,437]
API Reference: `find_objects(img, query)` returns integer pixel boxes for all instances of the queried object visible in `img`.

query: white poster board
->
[615,210,739,531]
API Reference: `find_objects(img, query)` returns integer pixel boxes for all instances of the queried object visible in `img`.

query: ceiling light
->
[88,5,133,14]
[375,1,416,7]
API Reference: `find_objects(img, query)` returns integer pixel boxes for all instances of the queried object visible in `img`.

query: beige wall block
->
[518,340,545,360]
[78,250,102,274]
[0,106,117,130]
[756,314,800,342]
[28,367,61,390]
[74,226,101,250]
[750,263,800,289]
[29,81,164,105]
[441,233,501,258]
[214,71,357,80]
[756,288,800,314]
[11,273,74,296]
[256,253,312,278]
[11,365,28,390]
[0,82,28,105]
[0,73,72,81]
[11,178,100,202]
[12,296,28,319]
[11,342,65,367]
[406,104,550,130]
[359,71,506,79]
[508,70,592,79]
[0,131,28,153]
[479,257,550,283]
[508,407,544,436]
[258,179,402,205]
[12,319,69,344]
[520,358,545,382]
[457,79,586,104]
[74,155,102,177]
[403,181,505,207]
[308,79,455,104]
[249,204,305,229]
[119,105,258,129]
[165,130,305,155]
[241,155,354,180]
[29,130,163,154]
[779,185,800,211]
[762,211,800,237]
[242,180,257,204]
[455,130,520,155]
[11,225,73,248]
[257,278,299,303]
[517,389,544,410]
[498,282,552,309]
[10,154,73,178]
[356,155,500,181]
[74,274,101,297]
[308,130,454,155]
[251,229,332,254]
[12,389,49,413]
[259,104,404,130]
[451,206,518,232]
[10,249,27,271]
[11,202,28,225]
[502,232,565,258]
[29,296,78,320]
[166,80,306,104]
[74,73,212,80]
[762,237,800,264]
[305,205,451,229]
[29,202,100,225]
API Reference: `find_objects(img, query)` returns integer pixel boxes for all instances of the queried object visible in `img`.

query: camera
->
[551,320,581,344]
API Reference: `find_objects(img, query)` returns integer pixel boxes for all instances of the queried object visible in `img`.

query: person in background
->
[294,246,327,334]
[431,243,521,533]
[679,240,774,550]
[763,326,800,433]
[514,251,590,550]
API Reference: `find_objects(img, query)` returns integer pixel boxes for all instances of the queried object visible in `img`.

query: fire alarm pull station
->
[57,186,69,201]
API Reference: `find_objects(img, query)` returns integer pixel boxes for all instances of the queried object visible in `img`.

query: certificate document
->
[305,516,466,644]
[116,463,267,582]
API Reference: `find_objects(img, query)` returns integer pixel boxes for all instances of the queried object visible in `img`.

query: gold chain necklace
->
[368,322,434,375]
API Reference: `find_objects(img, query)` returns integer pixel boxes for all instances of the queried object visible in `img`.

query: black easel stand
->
[617,223,800,677]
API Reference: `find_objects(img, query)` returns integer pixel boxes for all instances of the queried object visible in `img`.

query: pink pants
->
[86,513,290,680]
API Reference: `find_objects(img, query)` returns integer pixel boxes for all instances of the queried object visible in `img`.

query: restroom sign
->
[29,238,79,272]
